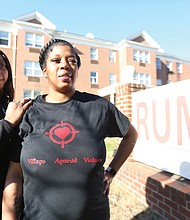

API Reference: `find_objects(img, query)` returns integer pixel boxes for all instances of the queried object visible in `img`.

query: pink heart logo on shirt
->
[54,127,70,139]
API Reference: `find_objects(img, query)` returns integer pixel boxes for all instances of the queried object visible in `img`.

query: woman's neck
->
[45,89,75,103]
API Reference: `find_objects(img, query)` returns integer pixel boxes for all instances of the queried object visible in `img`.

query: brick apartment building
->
[0,11,190,102]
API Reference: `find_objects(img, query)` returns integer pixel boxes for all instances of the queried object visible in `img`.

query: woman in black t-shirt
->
[0,50,31,217]
[2,39,138,220]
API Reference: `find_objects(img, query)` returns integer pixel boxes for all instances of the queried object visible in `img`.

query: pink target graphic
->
[45,120,79,148]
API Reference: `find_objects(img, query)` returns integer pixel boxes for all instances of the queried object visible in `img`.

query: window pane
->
[24,61,42,77]
[34,69,42,76]
[156,58,161,69]
[25,32,43,47]
[133,50,138,61]
[109,51,116,62]
[35,34,43,47]
[157,79,162,86]
[133,72,151,85]
[109,73,116,84]
[134,73,138,80]
[0,31,9,46]
[139,51,143,62]
[23,90,31,98]
[145,52,149,63]
[25,69,32,75]
[90,72,98,84]
[177,63,182,73]
[26,33,33,46]
[90,48,98,60]
[24,90,41,99]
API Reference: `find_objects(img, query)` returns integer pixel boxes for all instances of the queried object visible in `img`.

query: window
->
[25,32,43,47]
[145,52,150,63]
[24,90,41,99]
[166,61,172,72]
[90,48,98,60]
[24,61,42,77]
[177,63,182,73]
[134,72,151,86]
[0,31,9,46]
[109,73,116,85]
[139,51,143,62]
[157,79,162,86]
[109,50,116,62]
[133,50,150,63]
[90,72,98,84]
[133,50,138,61]
[156,58,161,69]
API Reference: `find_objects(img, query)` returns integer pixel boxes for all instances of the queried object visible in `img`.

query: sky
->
[1,0,190,59]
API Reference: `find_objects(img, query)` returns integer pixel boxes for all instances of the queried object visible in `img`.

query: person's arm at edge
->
[4,99,32,127]
[2,162,23,220]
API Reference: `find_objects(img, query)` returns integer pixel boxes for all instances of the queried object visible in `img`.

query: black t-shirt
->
[11,91,130,220]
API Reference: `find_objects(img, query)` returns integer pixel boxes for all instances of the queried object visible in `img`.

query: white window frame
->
[24,61,42,77]
[90,48,98,60]
[109,73,116,85]
[25,32,43,47]
[134,72,151,86]
[109,50,116,62]
[90,71,98,84]
[23,90,42,99]
[156,58,161,69]
[177,63,182,74]
[0,31,10,47]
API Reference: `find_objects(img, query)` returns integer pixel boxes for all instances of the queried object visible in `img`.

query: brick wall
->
[114,83,190,220]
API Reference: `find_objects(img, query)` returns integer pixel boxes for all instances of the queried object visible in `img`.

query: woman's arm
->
[2,161,23,220]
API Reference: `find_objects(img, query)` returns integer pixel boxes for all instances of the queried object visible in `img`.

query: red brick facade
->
[115,83,190,220]
[0,11,190,102]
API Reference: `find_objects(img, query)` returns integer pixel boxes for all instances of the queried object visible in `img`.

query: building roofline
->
[156,52,190,63]
[126,30,161,49]
[13,11,56,30]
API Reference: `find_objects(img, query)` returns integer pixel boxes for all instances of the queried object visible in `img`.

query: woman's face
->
[43,45,79,95]
[0,54,8,92]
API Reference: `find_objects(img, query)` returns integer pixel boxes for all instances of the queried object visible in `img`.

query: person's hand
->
[4,99,32,127]
[103,172,113,196]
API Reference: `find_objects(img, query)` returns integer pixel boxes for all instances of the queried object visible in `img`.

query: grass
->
[105,137,120,158]
[105,138,165,220]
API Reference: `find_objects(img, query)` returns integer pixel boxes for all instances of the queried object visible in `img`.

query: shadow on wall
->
[131,207,165,220]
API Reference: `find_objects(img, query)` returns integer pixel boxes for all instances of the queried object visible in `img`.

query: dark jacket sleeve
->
[0,119,15,150]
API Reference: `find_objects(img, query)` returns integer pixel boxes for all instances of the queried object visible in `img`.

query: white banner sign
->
[132,80,190,179]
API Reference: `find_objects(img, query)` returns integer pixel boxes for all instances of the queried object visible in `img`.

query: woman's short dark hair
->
[0,50,14,101]
[39,38,81,70]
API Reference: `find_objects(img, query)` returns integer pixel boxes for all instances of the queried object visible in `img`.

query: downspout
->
[12,26,18,99]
